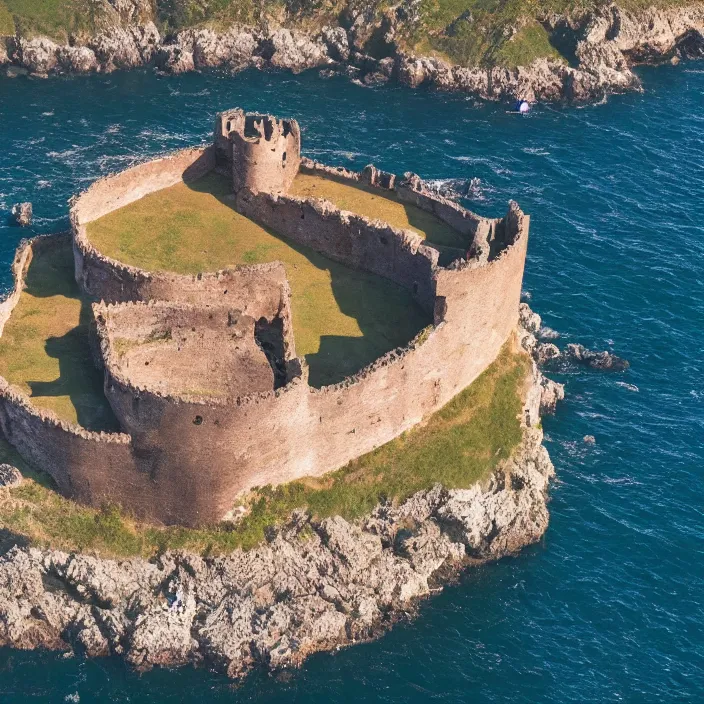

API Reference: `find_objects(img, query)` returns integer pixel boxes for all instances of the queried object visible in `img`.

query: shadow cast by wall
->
[186,174,431,388]
[22,241,119,432]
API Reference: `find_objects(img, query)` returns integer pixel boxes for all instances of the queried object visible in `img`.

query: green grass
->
[0,342,530,557]
[290,172,469,250]
[86,172,431,387]
[0,2,14,34]
[0,239,118,431]
[495,21,564,68]
[1,0,105,40]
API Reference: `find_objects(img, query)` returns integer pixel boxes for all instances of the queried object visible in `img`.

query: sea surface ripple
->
[0,64,702,703]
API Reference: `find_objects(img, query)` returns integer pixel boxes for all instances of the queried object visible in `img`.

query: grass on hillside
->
[0,342,530,557]
[0,0,106,40]
[0,239,118,431]
[87,172,432,387]
[0,2,13,34]
[406,0,688,67]
[495,21,564,68]
[1,0,696,64]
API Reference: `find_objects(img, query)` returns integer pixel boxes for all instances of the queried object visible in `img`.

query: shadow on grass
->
[187,175,432,387]
[21,241,119,432]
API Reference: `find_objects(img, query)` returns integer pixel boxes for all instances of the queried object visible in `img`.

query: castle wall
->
[299,157,485,239]
[0,141,531,526]
[74,232,290,318]
[71,147,215,225]
[87,221,527,524]
[235,190,440,313]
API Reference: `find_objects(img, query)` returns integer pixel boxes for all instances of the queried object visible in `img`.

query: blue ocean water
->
[0,64,703,703]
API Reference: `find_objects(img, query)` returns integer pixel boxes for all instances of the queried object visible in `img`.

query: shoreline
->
[0,323,561,678]
[1,4,702,104]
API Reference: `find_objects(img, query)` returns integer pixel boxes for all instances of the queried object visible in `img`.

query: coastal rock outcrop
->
[2,3,702,102]
[566,343,630,370]
[262,29,332,73]
[519,302,629,375]
[0,360,557,677]
[0,464,22,487]
[89,22,160,72]
[10,202,32,227]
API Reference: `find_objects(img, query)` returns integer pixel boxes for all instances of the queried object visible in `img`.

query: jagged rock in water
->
[566,343,630,371]
[15,38,60,74]
[11,202,32,227]
[174,27,259,71]
[0,38,10,67]
[89,24,159,72]
[535,342,561,365]
[322,26,350,62]
[155,43,195,74]
[519,302,542,334]
[540,376,565,415]
[0,464,22,487]
[58,46,99,73]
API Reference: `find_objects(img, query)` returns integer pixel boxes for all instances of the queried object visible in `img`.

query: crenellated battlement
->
[215,107,301,195]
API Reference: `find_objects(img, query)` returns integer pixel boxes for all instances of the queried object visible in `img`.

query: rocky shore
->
[0,318,561,678]
[1,3,702,103]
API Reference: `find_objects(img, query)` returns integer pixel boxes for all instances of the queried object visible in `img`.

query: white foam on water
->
[616,382,639,392]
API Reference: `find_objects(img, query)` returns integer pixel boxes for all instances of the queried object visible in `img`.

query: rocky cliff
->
[0,1,702,102]
[0,340,559,678]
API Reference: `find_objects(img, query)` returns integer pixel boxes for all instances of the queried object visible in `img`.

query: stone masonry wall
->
[0,143,530,526]
[87,225,527,523]
[235,189,440,313]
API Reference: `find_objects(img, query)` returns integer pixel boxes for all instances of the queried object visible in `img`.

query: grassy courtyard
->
[289,172,468,251]
[0,239,118,431]
[0,342,530,557]
[86,172,434,387]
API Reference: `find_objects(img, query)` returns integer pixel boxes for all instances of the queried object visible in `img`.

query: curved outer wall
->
[99,228,527,523]
[0,149,529,526]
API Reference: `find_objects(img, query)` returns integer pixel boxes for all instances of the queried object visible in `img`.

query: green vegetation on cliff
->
[1,0,694,68]
[0,2,13,35]
[0,0,106,39]
[0,342,530,557]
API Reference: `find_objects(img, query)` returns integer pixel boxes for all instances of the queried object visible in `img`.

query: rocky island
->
[0,0,702,103]
[0,108,565,676]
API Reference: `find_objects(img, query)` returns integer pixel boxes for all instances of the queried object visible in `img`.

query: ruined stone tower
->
[214,108,301,195]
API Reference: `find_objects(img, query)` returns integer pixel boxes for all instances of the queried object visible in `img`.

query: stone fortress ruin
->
[0,109,530,527]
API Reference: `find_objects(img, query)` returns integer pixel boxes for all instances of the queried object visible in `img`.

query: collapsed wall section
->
[95,301,280,414]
